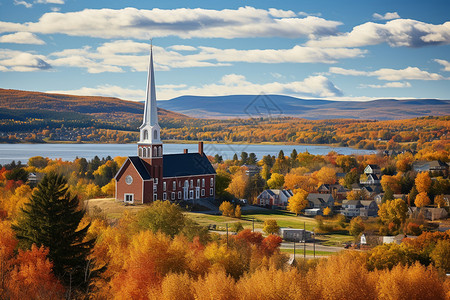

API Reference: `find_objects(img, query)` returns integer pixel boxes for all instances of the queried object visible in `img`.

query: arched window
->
[138,147,142,157]
[142,147,147,157]
[143,130,148,140]
[148,147,152,157]
[153,146,157,157]
[154,130,158,140]
[158,146,162,156]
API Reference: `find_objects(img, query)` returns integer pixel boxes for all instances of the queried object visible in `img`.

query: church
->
[115,47,216,204]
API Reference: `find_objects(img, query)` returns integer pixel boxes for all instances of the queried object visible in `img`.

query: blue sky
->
[0,0,449,101]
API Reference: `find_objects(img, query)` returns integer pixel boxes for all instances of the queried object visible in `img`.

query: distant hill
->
[157,95,450,120]
[0,88,187,121]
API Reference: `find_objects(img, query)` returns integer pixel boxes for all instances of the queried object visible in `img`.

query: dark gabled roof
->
[129,156,151,180]
[163,153,216,177]
[342,200,361,206]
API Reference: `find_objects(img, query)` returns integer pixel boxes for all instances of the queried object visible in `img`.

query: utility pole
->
[252,217,255,232]
[226,223,229,248]
[313,232,316,258]
[293,241,296,263]
[303,221,306,260]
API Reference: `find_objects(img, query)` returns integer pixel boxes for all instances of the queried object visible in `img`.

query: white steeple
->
[139,43,162,145]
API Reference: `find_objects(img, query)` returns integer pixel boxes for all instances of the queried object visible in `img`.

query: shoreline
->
[0,139,373,151]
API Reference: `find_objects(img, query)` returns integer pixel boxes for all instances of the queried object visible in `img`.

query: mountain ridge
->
[157,95,450,120]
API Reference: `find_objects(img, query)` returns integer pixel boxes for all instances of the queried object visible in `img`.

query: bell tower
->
[138,44,163,194]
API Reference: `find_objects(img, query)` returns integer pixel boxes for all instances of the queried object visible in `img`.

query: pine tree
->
[13,173,95,291]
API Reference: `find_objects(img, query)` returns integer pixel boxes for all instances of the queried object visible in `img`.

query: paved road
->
[280,241,342,253]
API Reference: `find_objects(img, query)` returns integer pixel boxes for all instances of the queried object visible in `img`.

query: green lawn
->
[185,209,318,232]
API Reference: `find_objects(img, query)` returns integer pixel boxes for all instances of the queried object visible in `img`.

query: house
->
[257,189,293,207]
[341,200,378,217]
[115,47,216,204]
[360,173,381,185]
[242,164,261,177]
[409,207,448,221]
[317,183,347,194]
[412,160,448,175]
[359,200,379,217]
[364,164,381,175]
[280,228,312,242]
[305,193,334,215]
[341,200,362,217]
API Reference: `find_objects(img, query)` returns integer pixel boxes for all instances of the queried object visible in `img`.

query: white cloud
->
[47,74,343,101]
[51,7,60,12]
[41,41,365,74]
[0,49,51,71]
[13,0,32,8]
[157,74,343,99]
[0,7,341,39]
[435,59,450,72]
[194,45,366,64]
[47,85,144,101]
[361,82,411,88]
[169,45,197,51]
[268,8,296,18]
[0,32,45,45]
[329,66,446,81]
[307,19,450,48]
[373,12,400,20]
[36,0,64,3]
[298,11,322,17]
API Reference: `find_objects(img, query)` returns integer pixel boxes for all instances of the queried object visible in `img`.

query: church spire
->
[139,43,162,146]
[142,42,158,127]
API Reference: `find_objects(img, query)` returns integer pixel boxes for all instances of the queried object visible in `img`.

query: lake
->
[0,143,377,164]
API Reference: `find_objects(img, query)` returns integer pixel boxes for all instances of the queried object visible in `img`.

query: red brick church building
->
[115,47,216,204]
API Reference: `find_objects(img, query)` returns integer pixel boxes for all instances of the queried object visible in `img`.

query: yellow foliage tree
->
[323,206,332,216]
[267,173,285,189]
[287,189,309,216]
[101,179,116,197]
[434,194,447,208]
[219,201,235,217]
[313,166,337,186]
[376,262,445,300]
[415,192,431,208]
[415,172,432,194]
[226,171,248,199]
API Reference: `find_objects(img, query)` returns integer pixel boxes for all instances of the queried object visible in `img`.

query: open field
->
[84,198,352,248]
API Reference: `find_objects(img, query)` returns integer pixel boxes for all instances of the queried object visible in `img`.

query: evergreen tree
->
[13,173,95,291]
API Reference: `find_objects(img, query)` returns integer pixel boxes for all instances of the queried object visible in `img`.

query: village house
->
[304,193,334,216]
[341,199,378,218]
[257,189,293,208]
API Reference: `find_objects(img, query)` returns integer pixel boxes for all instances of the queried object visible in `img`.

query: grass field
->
[85,198,352,247]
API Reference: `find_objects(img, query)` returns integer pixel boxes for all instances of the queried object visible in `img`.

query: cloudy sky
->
[0,0,449,101]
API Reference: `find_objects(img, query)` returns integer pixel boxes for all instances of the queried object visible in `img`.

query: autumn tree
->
[13,173,95,291]
[138,200,186,237]
[287,189,309,216]
[226,171,249,199]
[323,206,332,216]
[267,173,285,189]
[234,205,241,218]
[7,245,64,299]
[430,240,450,273]
[415,171,432,194]
[378,199,408,229]
[349,216,365,237]
[434,194,447,208]
[415,192,431,208]
[263,219,280,235]
[219,201,235,217]
[215,171,232,198]
[314,166,337,186]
